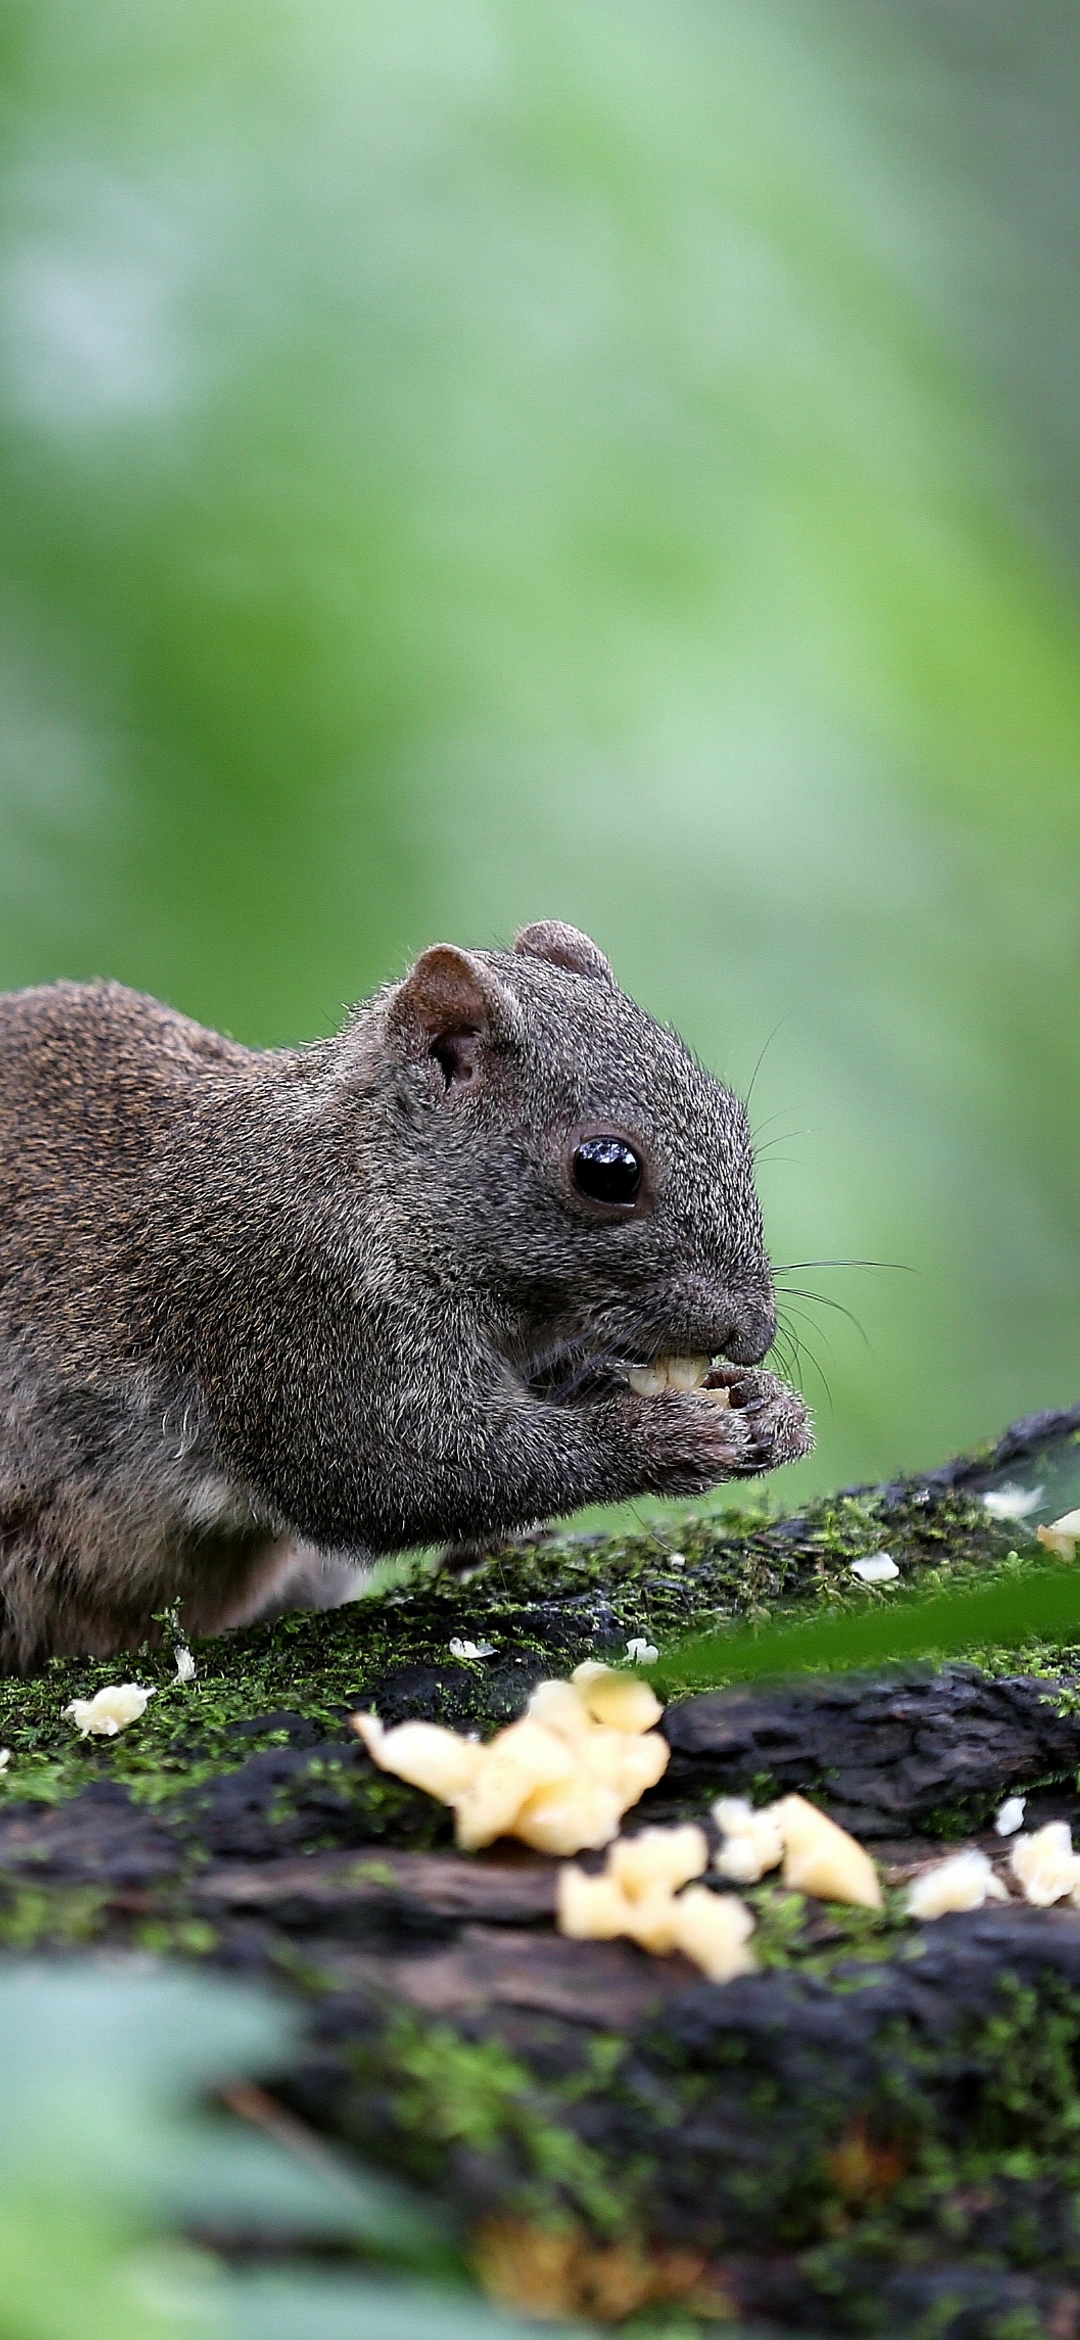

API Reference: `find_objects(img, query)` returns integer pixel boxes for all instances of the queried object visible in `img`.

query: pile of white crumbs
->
[37,1656,1080,1988]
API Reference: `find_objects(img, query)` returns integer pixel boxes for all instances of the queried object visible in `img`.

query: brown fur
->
[0,923,811,1669]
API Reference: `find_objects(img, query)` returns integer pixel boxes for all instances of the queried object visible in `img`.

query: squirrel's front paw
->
[700,1365,814,1475]
[619,1369,812,1495]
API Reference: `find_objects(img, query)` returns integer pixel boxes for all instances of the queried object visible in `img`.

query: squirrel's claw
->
[620,1368,813,1494]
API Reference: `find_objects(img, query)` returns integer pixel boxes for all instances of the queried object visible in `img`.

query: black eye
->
[571,1136,643,1207]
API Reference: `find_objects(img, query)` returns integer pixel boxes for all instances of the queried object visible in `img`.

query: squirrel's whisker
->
[773,1287,872,1349]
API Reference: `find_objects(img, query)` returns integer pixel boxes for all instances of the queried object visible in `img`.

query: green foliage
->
[1,1,1080,1503]
[651,1550,1080,1696]
[0,1964,560,2340]
[0,1882,106,1953]
[819,1973,1080,2291]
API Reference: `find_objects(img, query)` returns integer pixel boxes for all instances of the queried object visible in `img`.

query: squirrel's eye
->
[571,1136,643,1207]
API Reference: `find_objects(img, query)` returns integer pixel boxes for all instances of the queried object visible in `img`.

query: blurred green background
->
[2,0,1079,1506]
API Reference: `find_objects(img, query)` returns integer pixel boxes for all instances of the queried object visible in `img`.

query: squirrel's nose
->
[716,1288,777,1367]
[668,1278,777,1367]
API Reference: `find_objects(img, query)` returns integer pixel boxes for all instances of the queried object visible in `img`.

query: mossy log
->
[4,1407,1080,2336]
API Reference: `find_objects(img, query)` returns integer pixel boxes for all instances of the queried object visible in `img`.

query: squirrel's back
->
[0,981,252,1152]
[0,982,260,1361]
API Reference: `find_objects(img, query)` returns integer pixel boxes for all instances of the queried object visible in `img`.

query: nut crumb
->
[714,1791,881,1907]
[352,1664,669,1855]
[775,1794,883,1909]
[1010,1820,1080,1906]
[906,1849,1006,1920]
[1036,1508,1080,1561]
[712,1796,785,1885]
[558,1823,755,1982]
[63,1683,156,1738]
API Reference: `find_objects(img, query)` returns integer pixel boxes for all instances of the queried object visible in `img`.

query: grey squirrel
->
[0,920,811,1670]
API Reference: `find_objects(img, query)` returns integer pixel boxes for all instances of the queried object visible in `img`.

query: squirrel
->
[0,919,811,1670]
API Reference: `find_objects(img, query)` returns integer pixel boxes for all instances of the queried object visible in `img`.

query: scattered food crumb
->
[849,1553,900,1584]
[625,1636,659,1665]
[905,1849,1007,1920]
[994,1795,1027,1837]
[557,1867,630,1942]
[573,1661,663,1733]
[1036,1508,1080,1561]
[714,1791,882,1907]
[672,1886,756,1982]
[352,1662,669,1855]
[983,1483,1044,1521]
[352,1716,485,1803]
[63,1683,156,1738]
[558,1822,755,1982]
[1010,1819,1080,1906]
[609,1823,709,1899]
[449,1638,496,1660]
[775,1794,884,1908]
[667,1553,686,1567]
[712,1796,785,1884]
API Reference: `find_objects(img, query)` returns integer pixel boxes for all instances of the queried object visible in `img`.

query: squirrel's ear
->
[513,920,616,987]
[387,945,522,1087]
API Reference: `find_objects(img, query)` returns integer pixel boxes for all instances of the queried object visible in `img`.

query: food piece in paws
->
[627,1355,711,1395]
[713,1369,814,1472]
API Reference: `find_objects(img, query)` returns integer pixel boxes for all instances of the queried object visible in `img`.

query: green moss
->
[0,1464,1036,1814]
[742,1882,915,1977]
[134,1915,218,1957]
[0,1881,108,1950]
[790,1974,1080,2318]
[254,1751,453,1851]
[347,2014,630,2233]
[312,1931,1080,2324]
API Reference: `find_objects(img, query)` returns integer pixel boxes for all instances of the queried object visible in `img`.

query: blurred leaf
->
[222,2269,589,2340]
[651,1552,1080,1694]
[0,1965,457,2340]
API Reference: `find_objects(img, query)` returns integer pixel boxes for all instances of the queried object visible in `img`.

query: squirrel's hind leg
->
[221,1541,373,1625]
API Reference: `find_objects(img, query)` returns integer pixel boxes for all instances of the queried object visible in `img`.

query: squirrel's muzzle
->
[720,1290,777,1365]
[665,1282,776,1369]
